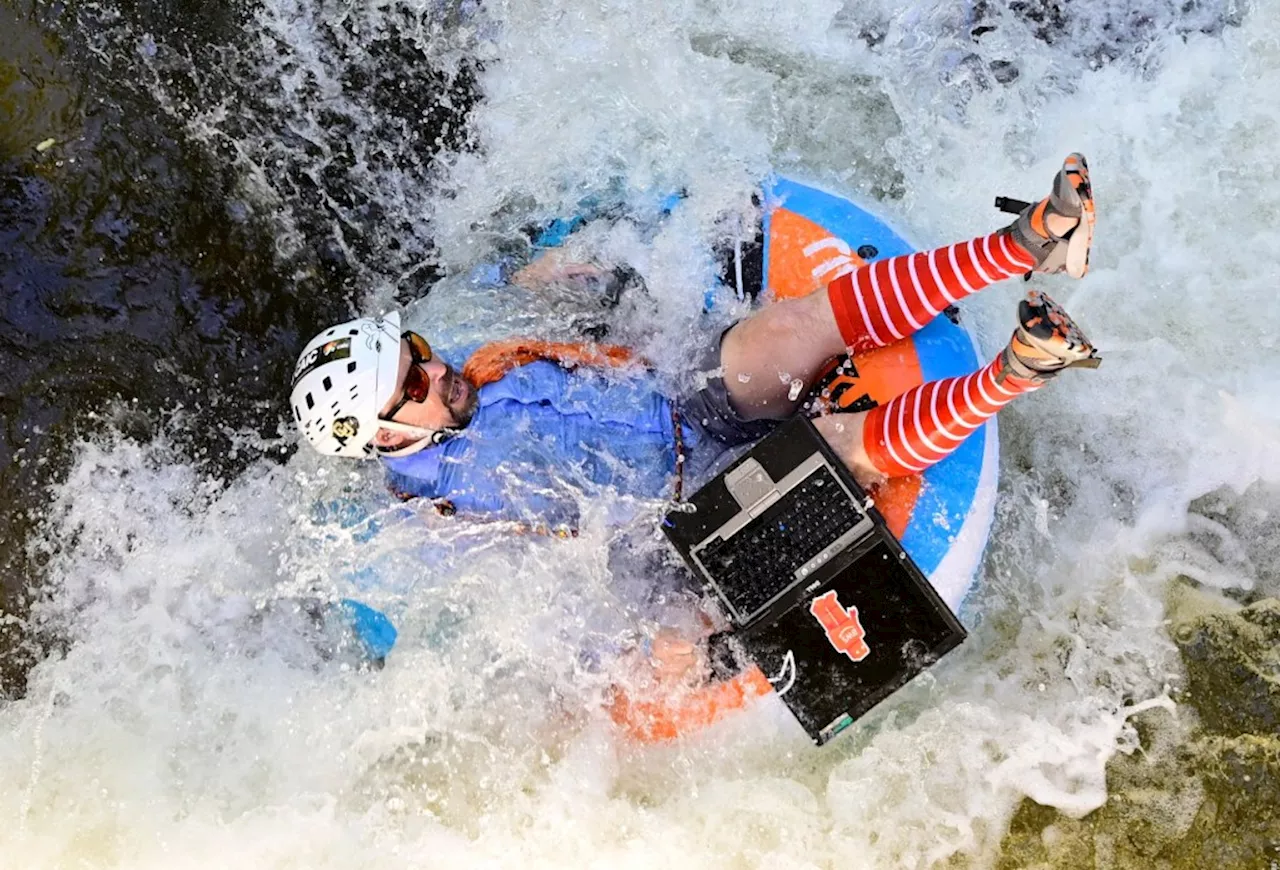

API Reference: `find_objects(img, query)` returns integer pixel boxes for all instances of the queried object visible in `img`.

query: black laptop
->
[662,415,966,744]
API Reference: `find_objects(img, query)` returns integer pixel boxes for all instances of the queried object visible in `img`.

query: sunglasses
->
[382,331,435,421]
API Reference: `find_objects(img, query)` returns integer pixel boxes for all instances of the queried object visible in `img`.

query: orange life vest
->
[462,338,640,387]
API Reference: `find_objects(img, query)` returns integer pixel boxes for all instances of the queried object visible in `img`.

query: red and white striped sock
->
[861,353,1041,478]
[827,232,1036,353]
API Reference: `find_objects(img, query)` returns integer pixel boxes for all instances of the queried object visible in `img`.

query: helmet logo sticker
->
[293,336,352,386]
[360,318,394,353]
[810,590,870,662]
[331,415,360,445]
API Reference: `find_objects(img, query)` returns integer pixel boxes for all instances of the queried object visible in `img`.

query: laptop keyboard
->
[698,466,866,620]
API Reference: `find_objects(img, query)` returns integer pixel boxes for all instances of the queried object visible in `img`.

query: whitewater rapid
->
[4,0,1279,867]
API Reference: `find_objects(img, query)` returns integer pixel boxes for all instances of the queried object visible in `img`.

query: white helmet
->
[290,312,423,458]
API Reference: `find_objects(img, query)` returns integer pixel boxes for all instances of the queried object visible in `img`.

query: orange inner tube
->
[606,666,774,744]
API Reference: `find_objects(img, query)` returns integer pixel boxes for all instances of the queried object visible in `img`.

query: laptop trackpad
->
[725,458,777,510]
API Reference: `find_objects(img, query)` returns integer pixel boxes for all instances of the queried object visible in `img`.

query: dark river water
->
[0,0,476,695]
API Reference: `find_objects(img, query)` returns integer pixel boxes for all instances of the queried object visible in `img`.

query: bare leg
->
[720,230,1035,421]
[718,290,848,419]
[718,153,1094,423]
[812,411,883,489]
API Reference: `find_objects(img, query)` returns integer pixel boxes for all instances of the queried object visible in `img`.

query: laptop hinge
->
[737,530,881,635]
[724,457,777,511]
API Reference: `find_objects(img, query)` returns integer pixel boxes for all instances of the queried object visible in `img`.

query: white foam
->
[6,0,1278,866]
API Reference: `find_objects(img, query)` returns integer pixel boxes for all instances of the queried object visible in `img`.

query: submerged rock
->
[996,591,1280,869]
[995,705,1205,870]
[1176,598,1280,737]
[1186,733,1280,868]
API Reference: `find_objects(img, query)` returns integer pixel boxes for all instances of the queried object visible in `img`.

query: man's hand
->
[649,631,703,683]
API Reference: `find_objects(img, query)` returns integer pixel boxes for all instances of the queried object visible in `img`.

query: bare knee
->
[719,294,843,419]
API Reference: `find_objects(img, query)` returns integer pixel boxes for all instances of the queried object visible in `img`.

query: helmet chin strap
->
[375,421,461,458]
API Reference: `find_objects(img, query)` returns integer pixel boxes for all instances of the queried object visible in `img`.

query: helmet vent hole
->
[322,376,333,391]
[347,361,357,374]
[348,328,359,336]
[293,405,301,422]
[305,393,315,410]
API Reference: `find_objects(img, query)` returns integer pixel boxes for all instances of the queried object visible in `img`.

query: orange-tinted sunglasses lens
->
[401,360,431,403]
[382,332,435,421]
[404,331,433,365]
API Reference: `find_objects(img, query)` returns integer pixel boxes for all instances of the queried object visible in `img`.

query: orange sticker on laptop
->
[810,590,870,662]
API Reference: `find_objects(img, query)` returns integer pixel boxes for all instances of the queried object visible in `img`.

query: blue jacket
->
[381,361,702,528]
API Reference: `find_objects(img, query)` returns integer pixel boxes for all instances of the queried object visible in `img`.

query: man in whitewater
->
[290,155,1099,529]
[290,155,1100,730]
